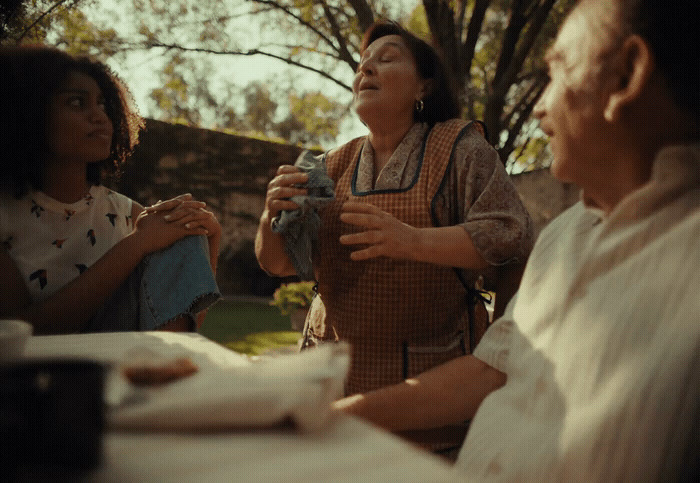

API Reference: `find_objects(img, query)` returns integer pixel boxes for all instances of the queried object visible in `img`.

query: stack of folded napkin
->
[108,343,349,432]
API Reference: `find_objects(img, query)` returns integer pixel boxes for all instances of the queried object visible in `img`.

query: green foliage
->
[1,0,52,44]
[199,299,292,342]
[10,0,577,167]
[510,134,551,173]
[148,53,206,125]
[243,81,278,134]
[139,43,346,147]
[282,90,347,145]
[52,8,119,57]
[225,331,300,356]
[270,281,315,316]
[2,0,87,45]
[405,3,430,42]
[198,299,300,355]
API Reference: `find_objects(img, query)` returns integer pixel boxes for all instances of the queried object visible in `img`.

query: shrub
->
[270,281,316,316]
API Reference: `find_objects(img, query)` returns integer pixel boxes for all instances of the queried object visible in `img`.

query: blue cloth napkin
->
[271,150,335,281]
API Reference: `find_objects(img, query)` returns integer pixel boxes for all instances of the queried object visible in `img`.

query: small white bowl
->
[0,319,32,362]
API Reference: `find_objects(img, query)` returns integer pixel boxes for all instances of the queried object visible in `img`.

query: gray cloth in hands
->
[270,150,335,281]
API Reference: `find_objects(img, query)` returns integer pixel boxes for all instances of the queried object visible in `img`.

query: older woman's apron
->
[303,119,483,453]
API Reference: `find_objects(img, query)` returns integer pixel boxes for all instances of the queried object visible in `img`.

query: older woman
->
[255,21,533,453]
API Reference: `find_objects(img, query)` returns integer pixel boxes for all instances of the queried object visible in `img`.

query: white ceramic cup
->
[0,319,32,362]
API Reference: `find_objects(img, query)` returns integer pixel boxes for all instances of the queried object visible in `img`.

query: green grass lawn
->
[198,298,301,356]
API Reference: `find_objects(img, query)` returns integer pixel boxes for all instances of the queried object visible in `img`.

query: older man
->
[334,0,699,480]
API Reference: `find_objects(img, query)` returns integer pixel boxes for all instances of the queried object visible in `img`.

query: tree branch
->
[502,70,544,126]
[146,41,353,91]
[347,0,374,33]
[497,0,555,96]
[321,1,358,70]
[498,76,547,162]
[422,0,464,107]
[485,0,555,157]
[249,0,342,60]
[461,0,490,84]
[0,0,23,39]
[423,0,459,66]
[491,0,527,88]
[16,0,74,41]
[454,0,467,40]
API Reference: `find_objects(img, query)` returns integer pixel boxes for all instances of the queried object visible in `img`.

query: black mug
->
[0,358,105,475]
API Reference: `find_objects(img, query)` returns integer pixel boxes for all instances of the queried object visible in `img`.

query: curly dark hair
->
[0,45,144,198]
[360,21,460,126]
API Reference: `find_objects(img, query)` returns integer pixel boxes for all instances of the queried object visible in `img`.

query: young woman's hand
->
[132,208,208,256]
[144,193,199,213]
[161,203,220,236]
[145,194,219,235]
[144,194,221,272]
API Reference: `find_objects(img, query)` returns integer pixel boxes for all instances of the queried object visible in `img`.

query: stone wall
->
[510,168,580,236]
[112,119,578,296]
[114,119,311,295]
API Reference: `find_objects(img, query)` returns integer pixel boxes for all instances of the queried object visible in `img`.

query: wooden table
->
[23,332,460,482]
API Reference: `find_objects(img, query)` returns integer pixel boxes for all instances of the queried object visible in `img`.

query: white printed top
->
[1,185,133,302]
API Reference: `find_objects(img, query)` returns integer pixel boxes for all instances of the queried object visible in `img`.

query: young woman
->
[0,45,221,334]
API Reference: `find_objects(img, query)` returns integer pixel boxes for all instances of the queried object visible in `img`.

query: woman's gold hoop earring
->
[415,99,424,113]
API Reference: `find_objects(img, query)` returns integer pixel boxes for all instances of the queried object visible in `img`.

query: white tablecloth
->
[24,332,459,482]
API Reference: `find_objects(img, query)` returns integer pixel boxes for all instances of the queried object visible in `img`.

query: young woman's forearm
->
[16,233,148,334]
[333,354,505,431]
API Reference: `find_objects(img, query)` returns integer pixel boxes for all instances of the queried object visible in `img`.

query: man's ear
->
[604,34,654,122]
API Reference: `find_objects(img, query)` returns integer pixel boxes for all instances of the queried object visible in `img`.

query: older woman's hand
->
[339,201,419,261]
[264,165,309,218]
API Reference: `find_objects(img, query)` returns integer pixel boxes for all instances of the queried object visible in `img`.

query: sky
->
[81,1,421,147]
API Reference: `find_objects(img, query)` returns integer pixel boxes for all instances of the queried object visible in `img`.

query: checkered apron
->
[304,120,480,452]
